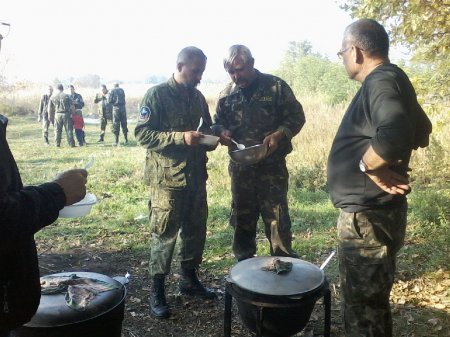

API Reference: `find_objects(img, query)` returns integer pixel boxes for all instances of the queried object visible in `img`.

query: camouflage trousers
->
[229,160,296,261]
[41,115,53,143]
[99,112,112,137]
[54,112,75,147]
[148,187,208,277]
[337,201,407,337]
[112,106,128,137]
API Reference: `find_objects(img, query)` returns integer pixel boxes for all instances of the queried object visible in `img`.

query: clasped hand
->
[366,166,411,195]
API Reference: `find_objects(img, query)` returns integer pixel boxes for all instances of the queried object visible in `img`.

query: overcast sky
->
[1,0,355,83]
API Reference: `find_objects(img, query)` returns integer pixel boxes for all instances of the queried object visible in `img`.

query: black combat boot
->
[179,268,216,299]
[114,134,119,146]
[123,133,128,145]
[44,136,49,145]
[150,275,170,319]
[97,134,104,142]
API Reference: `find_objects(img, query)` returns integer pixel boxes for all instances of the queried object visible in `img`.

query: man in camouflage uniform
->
[94,84,112,142]
[213,45,305,262]
[108,83,128,145]
[37,85,53,145]
[327,19,432,336]
[135,46,217,320]
[49,84,75,147]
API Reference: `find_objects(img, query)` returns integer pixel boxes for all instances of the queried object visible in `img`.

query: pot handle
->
[113,272,130,285]
[319,250,336,270]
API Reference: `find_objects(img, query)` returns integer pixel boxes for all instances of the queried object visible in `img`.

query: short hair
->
[176,46,207,65]
[69,84,75,89]
[57,84,64,91]
[344,19,389,58]
[223,45,253,71]
[101,84,107,90]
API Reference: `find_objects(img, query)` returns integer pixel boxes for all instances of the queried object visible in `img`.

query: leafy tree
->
[339,0,450,99]
[276,41,359,105]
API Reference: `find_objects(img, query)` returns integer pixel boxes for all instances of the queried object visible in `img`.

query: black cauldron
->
[224,257,331,337]
[11,272,127,337]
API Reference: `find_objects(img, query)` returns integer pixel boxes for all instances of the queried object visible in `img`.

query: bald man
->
[135,46,217,319]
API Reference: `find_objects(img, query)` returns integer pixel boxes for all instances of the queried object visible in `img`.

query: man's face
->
[48,87,53,96]
[339,38,359,80]
[70,87,75,94]
[102,87,107,94]
[178,57,206,88]
[227,58,255,88]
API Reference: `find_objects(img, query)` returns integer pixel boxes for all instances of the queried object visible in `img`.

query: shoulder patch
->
[139,106,151,122]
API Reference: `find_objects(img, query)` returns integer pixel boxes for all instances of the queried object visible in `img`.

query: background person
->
[135,46,216,320]
[71,109,85,146]
[49,84,75,147]
[108,83,128,145]
[94,84,112,142]
[212,45,305,262]
[37,85,53,145]
[327,19,432,336]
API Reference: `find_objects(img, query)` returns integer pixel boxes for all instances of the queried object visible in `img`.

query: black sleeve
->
[0,182,66,237]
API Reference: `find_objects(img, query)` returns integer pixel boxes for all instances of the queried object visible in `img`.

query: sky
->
[1,0,356,84]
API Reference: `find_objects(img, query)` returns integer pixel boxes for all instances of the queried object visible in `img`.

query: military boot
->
[97,134,104,142]
[123,133,128,145]
[114,134,119,146]
[179,268,216,299]
[150,275,170,319]
[44,136,49,145]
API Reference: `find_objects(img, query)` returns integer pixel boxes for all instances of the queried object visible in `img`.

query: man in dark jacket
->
[327,19,432,336]
[0,114,87,336]
[108,83,128,146]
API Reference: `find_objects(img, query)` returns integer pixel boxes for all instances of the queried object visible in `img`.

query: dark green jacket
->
[135,77,213,190]
[49,92,72,114]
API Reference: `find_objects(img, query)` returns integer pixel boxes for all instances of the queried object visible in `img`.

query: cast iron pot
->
[11,272,127,337]
[226,257,329,337]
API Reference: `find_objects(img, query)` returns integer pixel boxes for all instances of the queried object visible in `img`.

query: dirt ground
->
[38,249,344,337]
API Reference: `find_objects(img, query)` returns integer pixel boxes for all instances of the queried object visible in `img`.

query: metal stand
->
[224,282,331,337]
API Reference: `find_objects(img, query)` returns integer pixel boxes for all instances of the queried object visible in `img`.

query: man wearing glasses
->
[328,19,432,336]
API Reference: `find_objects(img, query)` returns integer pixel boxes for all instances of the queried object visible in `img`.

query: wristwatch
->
[359,159,374,173]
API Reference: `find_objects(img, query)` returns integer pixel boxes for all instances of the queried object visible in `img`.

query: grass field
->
[2,91,449,336]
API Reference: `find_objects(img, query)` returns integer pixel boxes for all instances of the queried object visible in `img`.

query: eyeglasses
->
[337,45,365,59]
[337,46,351,59]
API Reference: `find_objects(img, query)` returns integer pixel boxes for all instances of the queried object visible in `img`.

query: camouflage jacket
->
[108,87,126,107]
[135,77,213,189]
[213,70,305,164]
[38,94,52,119]
[49,92,72,114]
[94,91,112,116]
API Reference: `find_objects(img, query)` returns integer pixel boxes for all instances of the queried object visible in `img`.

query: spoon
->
[196,117,203,132]
[230,138,246,150]
[84,156,95,170]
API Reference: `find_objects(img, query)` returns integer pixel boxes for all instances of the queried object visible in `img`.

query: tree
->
[276,41,359,105]
[339,0,450,99]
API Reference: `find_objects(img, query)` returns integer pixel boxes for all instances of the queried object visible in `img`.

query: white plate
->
[59,193,97,218]
[199,134,219,146]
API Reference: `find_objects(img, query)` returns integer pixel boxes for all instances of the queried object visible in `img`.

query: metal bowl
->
[229,144,267,165]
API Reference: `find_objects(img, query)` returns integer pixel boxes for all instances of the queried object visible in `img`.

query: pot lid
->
[25,272,125,328]
[228,257,324,296]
